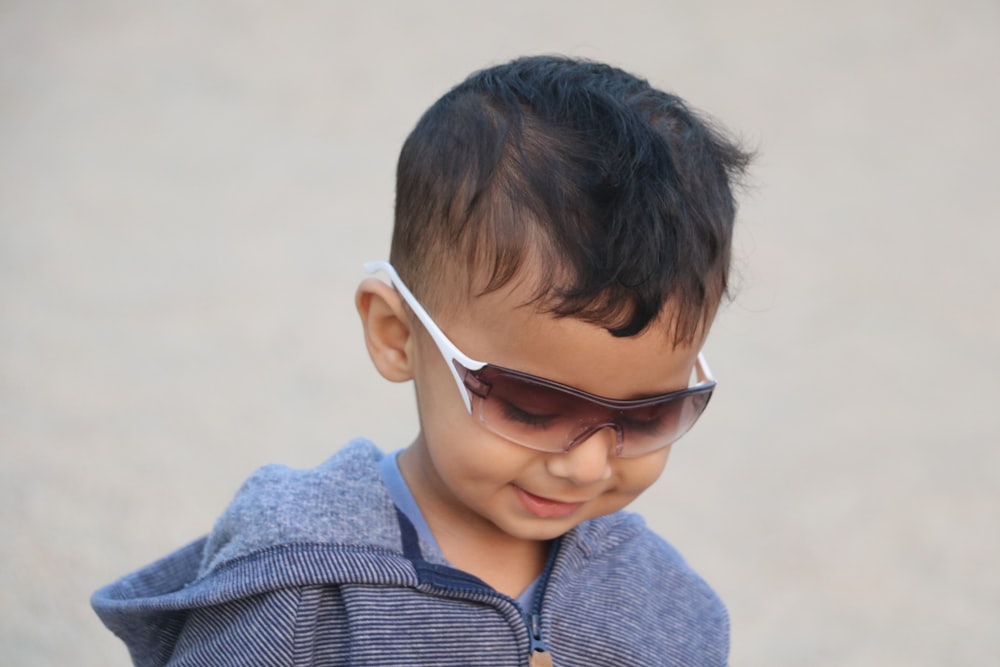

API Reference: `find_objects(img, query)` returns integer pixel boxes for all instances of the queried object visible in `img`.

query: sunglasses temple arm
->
[364,261,485,414]
[696,352,716,384]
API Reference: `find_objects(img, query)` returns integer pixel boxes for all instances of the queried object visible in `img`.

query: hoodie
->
[93,440,729,666]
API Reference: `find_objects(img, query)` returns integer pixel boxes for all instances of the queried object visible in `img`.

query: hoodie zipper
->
[396,509,559,665]
[527,611,553,667]
[406,556,557,666]
[523,538,560,667]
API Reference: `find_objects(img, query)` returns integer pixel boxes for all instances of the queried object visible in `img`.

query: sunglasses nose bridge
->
[566,422,624,457]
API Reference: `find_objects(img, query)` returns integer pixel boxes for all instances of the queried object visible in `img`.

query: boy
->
[93,55,751,666]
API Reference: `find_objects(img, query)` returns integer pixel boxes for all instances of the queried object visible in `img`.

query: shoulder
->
[200,439,402,574]
[550,511,729,665]
[93,441,421,666]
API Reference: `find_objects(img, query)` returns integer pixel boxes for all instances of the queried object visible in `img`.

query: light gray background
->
[2,2,998,665]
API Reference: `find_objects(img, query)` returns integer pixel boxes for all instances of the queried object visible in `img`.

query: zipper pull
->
[529,650,553,667]
[527,613,553,667]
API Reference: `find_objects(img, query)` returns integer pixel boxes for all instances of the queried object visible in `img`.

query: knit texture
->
[92,439,729,666]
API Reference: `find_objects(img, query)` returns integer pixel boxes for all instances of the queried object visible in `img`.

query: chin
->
[499,515,589,543]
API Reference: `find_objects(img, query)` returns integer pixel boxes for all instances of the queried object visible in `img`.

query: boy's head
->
[357,56,750,558]
[390,55,750,343]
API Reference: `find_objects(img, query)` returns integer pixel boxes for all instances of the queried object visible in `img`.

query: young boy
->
[93,55,751,666]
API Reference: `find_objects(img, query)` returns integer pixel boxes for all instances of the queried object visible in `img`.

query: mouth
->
[514,486,586,519]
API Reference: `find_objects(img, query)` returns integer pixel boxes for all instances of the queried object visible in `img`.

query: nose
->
[545,425,616,485]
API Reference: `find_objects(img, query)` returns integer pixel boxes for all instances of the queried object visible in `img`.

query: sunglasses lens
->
[473,370,582,449]
[615,390,711,456]
[465,366,712,456]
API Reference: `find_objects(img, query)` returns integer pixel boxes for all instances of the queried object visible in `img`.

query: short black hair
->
[391,55,751,343]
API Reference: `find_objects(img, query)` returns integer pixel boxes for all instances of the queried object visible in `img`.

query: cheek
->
[610,449,672,500]
[424,407,541,496]
[451,432,540,483]
[412,345,480,448]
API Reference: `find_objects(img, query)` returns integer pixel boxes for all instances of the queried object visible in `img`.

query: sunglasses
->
[365,261,716,458]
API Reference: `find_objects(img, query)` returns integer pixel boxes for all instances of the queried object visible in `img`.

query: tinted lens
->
[473,370,589,449]
[614,390,712,456]
[462,365,713,456]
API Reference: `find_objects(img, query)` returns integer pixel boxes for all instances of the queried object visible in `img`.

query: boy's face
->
[400,270,707,549]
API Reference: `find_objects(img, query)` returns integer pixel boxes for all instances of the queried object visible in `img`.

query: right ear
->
[355,278,415,383]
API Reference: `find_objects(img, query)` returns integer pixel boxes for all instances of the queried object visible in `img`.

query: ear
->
[356,278,415,383]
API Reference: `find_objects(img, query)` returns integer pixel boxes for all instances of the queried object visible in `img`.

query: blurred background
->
[2,1,998,665]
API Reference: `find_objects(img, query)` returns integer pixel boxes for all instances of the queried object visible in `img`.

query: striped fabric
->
[93,440,729,666]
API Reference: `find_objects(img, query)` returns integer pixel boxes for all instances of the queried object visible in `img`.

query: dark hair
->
[390,55,751,343]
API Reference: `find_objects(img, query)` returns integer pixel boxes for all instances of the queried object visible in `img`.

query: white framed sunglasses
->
[366,261,716,458]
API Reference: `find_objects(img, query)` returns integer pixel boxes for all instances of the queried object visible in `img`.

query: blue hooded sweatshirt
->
[92,440,729,666]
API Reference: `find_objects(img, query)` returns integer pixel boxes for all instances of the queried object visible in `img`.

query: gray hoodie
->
[93,440,729,666]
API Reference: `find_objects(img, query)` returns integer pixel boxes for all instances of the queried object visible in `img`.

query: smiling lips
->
[515,487,587,519]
